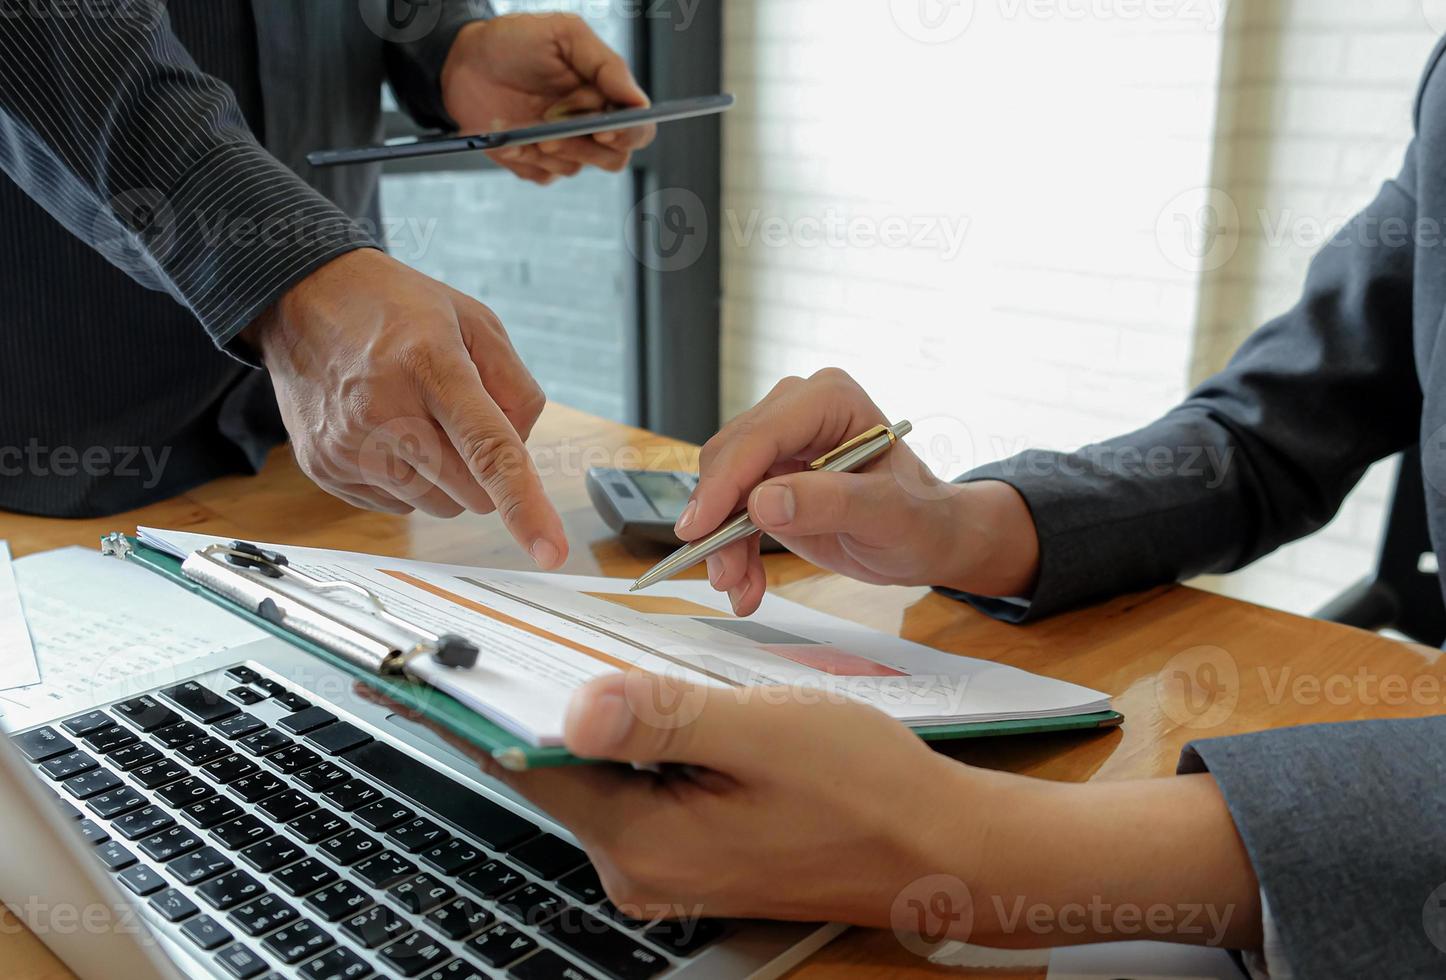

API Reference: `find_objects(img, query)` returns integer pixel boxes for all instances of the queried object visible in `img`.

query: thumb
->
[563,672,767,771]
[747,471,905,541]
[555,16,649,107]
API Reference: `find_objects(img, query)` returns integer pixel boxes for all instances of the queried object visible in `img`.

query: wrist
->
[933,481,1040,598]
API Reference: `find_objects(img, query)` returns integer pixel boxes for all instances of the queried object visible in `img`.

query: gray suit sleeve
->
[0,0,376,348]
[1179,719,1446,974]
[943,141,1423,621]
[384,0,496,131]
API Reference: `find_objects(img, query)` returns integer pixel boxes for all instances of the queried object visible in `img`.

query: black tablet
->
[307,93,734,168]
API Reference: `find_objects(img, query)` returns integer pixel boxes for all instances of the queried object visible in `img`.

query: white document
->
[141,527,1112,747]
[1046,942,1244,980]
[0,547,264,723]
[0,540,40,691]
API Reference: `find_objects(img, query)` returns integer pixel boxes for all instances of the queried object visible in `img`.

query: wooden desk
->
[3,404,1440,979]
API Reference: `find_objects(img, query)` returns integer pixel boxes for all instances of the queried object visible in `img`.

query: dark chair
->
[1315,447,1446,646]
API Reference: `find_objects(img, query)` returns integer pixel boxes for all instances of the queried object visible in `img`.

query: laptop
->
[0,635,844,980]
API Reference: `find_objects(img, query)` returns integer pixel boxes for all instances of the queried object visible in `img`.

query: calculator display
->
[627,471,694,517]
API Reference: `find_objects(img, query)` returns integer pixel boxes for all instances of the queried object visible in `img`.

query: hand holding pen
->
[639,369,1042,616]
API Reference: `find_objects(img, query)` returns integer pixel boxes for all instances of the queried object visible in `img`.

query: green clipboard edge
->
[110,535,1124,770]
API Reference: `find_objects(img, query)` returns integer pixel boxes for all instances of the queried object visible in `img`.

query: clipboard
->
[101,534,1123,770]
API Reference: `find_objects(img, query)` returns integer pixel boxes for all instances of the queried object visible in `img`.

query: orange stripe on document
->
[380,570,632,673]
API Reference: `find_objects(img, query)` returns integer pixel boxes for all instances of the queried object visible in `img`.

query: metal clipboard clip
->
[179,540,479,679]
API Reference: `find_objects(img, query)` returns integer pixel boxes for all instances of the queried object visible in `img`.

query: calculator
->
[585,468,783,551]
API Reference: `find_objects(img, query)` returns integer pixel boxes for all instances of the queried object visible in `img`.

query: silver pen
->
[629,420,913,592]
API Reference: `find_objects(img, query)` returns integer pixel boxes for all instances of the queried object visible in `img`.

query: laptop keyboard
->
[10,665,729,980]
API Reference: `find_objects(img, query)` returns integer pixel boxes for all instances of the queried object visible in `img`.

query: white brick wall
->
[721,0,1443,618]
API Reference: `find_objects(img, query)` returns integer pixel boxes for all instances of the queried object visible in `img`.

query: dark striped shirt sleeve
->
[0,0,377,348]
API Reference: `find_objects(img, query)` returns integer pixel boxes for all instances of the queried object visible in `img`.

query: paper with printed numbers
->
[0,541,40,691]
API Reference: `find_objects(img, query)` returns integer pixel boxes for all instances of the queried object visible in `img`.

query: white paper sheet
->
[0,540,40,690]
[0,547,264,723]
[1046,942,1245,980]
[140,527,1113,746]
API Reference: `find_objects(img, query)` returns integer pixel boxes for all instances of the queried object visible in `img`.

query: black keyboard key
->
[213,944,267,979]
[293,761,350,792]
[118,863,167,896]
[257,788,318,824]
[388,872,455,914]
[507,836,586,880]
[63,767,122,800]
[354,851,418,888]
[499,884,565,927]
[182,913,235,951]
[212,814,273,850]
[304,879,373,923]
[83,725,139,754]
[386,817,451,854]
[150,887,200,922]
[239,729,292,757]
[197,869,265,910]
[379,930,451,977]
[86,785,148,819]
[153,720,207,749]
[177,736,232,766]
[541,907,668,980]
[265,744,322,775]
[355,798,415,833]
[131,758,189,790]
[229,686,265,706]
[321,779,383,812]
[215,713,266,740]
[160,681,240,723]
[112,805,175,840]
[228,894,299,937]
[181,794,244,829]
[274,857,340,897]
[556,866,605,906]
[138,826,203,862]
[288,808,351,844]
[78,818,111,845]
[642,917,726,956]
[53,795,83,821]
[40,750,98,781]
[169,846,235,885]
[428,961,488,980]
[107,742,162,772]
[252,677,288,698]
[203,753,262,785]
[300,946,372,980]
[425,896,493,941]
[13,725,75,762]
[458,861,527,902]
[420,838,485,877]
[156,776,217,809]
[508,949,602,980]
[278,706,336,735]
[318,828,382,866]
[341,905,410,949]
[114,694,180,732]
[240,835,305,873]
[263,919,334,964]
[346,741,538,851]
[226,666,262,685]
[94,840,137,870]
[62,710,115,738]
[465,923,536,968]
[306,723,372,756]
[231,771,289,803]
[276,691,312,712]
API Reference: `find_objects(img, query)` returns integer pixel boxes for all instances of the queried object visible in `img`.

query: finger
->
[563,672,795,774]
[327,484,415,516]
[366,439,489,516]
[704,538,754,594]
[454,304,549,443]
[555,17,650,109]
[536,135,630,172]
[486,151,557,184]
[594,122,656,152]
[498,143,583,178]
[728,537,766,616]
[422,359,569,569]
[683,371,888,541]
[747,470,904,540]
